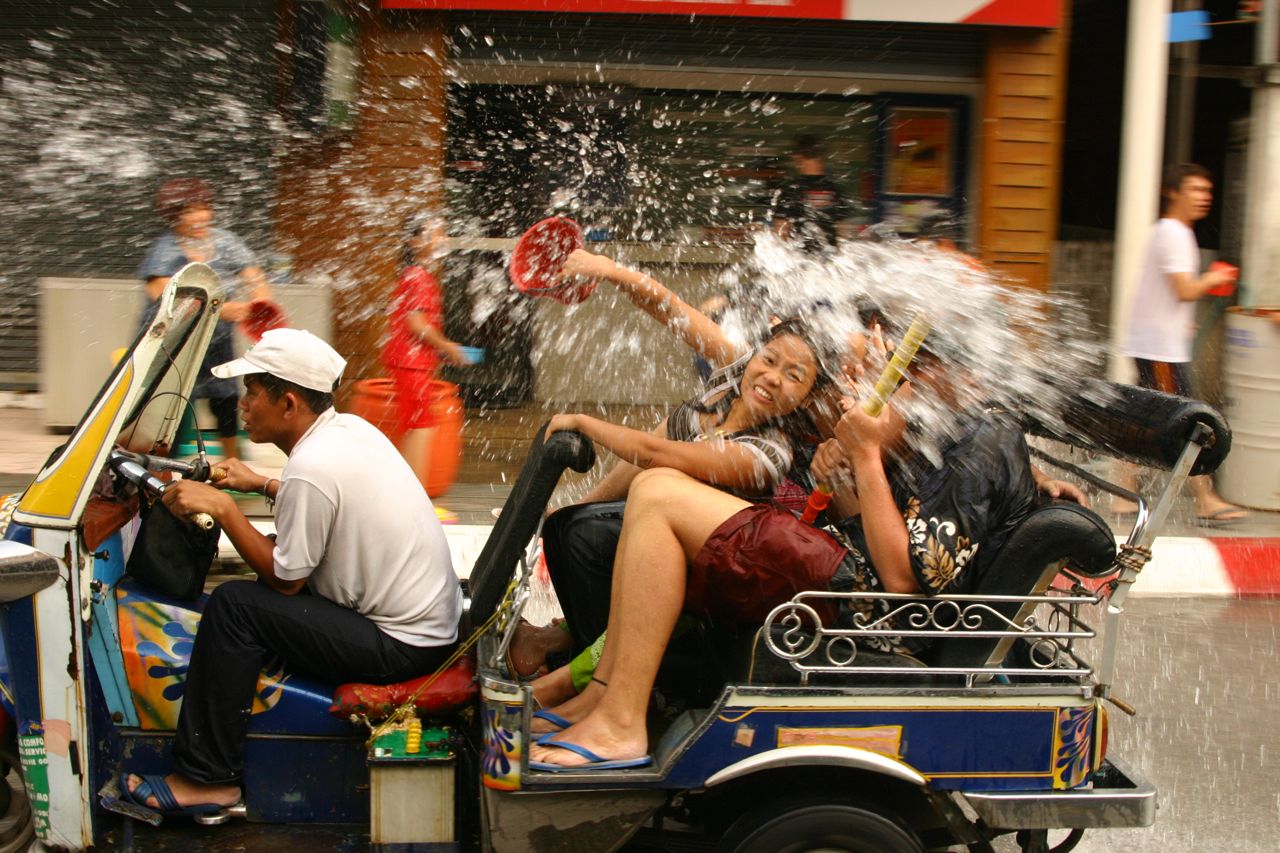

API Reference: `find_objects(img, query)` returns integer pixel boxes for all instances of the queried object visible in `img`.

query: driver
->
[122,328,462,817]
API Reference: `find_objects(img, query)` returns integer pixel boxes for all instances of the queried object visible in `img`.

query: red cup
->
[241,299,289,342]
[1208,261,1238,297]
[509,216,596,302]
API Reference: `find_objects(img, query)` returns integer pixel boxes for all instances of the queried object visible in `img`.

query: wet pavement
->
[995,597,1280,853]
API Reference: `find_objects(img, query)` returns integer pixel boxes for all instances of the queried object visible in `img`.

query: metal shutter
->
[0,0,278,387]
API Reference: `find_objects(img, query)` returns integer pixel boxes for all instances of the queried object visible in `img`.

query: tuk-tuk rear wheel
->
[716,796,923,853]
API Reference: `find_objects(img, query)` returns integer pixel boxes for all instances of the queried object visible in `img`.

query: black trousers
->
[541,501,625,654]
[173,580,456,785]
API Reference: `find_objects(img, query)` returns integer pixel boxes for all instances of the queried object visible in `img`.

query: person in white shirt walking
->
[1118,163,1246,525]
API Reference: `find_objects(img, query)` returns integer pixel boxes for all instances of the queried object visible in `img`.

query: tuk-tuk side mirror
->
[0,541,60,603]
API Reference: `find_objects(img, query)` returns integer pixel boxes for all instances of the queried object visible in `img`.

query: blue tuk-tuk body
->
[0,262,1227,851]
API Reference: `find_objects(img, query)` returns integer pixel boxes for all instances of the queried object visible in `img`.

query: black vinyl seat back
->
[467,425,595,623]
[1023,379,1231,476]
[921,500,1116,670]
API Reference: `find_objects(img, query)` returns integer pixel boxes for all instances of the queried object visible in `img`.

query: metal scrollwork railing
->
[762,588,1103,687]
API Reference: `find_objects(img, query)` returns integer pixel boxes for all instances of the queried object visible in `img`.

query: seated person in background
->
[528,338,1037,771]
[123,328,462,816]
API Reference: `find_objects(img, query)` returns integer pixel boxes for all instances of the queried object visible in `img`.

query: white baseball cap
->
[212,328,347,392]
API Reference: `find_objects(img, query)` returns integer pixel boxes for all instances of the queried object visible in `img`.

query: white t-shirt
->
[272,409,462,647]
[1122,218,1200,363]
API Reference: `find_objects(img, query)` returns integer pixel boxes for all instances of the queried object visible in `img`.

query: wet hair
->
[793,134,824,161]
[156,178,213,223]
[246,372,334,415]
[1160,163,1211,213]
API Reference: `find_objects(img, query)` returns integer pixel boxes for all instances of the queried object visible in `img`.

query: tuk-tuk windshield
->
[46,288,212,469]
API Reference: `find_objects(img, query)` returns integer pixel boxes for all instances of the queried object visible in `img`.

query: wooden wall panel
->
[977,9,1070,293]
[273,9,448,384]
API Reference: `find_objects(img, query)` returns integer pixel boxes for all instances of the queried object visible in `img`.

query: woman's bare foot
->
[530,680,606,734]
[530,667,577,713]
[507,620,573,679]
[124,773,240,810]
[1194,497,1247,525]
[529,711,648,769]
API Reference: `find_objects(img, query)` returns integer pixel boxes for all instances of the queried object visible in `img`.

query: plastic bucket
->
[346,378,463,498]
[1218,307,1280,509]
[424,380,463,498]
[509,216,597,304]
[241,299,289,342]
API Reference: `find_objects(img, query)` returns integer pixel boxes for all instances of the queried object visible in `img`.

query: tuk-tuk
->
[0,263,1230,852]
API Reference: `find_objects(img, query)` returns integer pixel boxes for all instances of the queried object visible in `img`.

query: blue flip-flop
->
[529,738,652,772]
[531,709,572,732]
[119,772,233,818]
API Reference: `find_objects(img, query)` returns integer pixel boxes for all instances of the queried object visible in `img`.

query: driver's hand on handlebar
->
[207,458,262,493]
[162,479,235,523]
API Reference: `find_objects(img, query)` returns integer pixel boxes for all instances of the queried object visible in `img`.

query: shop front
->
[275,0,1066,404]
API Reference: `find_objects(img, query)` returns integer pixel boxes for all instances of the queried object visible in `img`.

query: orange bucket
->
[347,378,462,498]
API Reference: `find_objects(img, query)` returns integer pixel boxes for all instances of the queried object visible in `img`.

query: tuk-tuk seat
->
[741,499,1116,685]
[329,653,478,722]
[919,499,1115,670]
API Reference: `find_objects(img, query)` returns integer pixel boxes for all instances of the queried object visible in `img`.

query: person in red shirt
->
[382,218,467,519]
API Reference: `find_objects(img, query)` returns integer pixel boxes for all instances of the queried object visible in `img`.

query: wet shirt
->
[136,227,258,399]
[774,174,853,251]
[827,411,1037,654]
[665,350,794,498]
[382,265,445,373]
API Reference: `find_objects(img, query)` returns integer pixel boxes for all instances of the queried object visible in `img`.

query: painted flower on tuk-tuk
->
[482,706,521,791]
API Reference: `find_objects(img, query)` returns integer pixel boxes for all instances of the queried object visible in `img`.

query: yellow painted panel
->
[18,363,134,521]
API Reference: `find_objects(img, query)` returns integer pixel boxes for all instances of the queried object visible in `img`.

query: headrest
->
[1023,379,1231,476]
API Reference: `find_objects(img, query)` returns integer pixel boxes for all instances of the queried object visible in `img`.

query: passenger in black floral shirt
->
[821,408,1037,653]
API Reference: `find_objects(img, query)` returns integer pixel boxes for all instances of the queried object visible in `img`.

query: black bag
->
[125,497,220,600]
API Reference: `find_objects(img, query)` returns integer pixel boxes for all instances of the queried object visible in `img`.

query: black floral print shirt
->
[828,411,1037,653]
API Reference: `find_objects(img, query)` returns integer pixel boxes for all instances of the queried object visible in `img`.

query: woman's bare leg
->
[398,425,436,475]
[530,469,748,767]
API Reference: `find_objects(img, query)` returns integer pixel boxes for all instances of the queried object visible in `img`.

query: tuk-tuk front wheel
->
[717,796,924,853]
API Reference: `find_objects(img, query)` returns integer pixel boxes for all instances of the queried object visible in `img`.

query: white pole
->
[1242,0,1280,308]
[1108,0,1174,381]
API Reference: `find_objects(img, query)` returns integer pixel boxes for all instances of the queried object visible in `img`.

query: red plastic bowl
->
[509,216,585,296]
[241,299,289,342]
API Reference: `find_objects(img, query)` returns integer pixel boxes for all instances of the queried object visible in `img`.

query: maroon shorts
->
[688,503,848,625]
[389,366,439,431]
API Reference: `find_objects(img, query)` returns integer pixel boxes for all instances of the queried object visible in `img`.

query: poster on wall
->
[884,107,953,198]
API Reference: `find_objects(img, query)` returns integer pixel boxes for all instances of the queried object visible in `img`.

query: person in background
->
[382,216,468,524]
[1117,163,1246,526]
[771,134,855,253]
[138,178,272,460]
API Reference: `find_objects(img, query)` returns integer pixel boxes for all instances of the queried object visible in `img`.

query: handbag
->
[125,496,221,600]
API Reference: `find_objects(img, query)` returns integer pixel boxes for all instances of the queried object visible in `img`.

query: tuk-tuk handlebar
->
[107,449,217,530]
